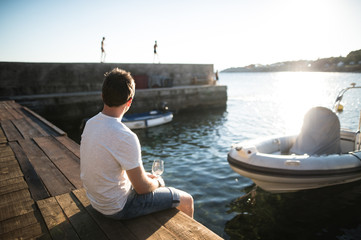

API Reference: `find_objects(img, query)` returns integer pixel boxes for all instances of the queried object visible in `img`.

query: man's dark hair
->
[102,68,135,107]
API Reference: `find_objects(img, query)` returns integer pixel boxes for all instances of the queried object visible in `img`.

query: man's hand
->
[127,166,159,194]
[146,172,165,187]
[157,177,165,187]
[127,167,166,194]
[146,172,157,179]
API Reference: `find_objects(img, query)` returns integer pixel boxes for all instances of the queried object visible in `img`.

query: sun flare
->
[271,72,333,134]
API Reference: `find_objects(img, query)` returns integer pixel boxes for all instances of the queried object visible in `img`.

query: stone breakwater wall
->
[0,62,227,124]
[0,62,215,96]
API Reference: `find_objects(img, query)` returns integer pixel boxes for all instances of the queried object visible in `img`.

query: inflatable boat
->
[228,84,361,193]
[122,110,173,129]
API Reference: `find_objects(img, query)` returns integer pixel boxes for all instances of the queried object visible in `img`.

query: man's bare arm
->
[126,166,160,194]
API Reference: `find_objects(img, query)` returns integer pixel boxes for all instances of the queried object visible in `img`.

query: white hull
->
[228,130,361,193]
[229,165,361,193]
[123,111,173,129]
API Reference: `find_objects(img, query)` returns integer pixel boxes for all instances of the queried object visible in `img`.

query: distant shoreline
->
[221,67,361,73]
[222,49,361,73]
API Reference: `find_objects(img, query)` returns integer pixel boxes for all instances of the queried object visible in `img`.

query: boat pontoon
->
[228,84,361,193]
[122,110,173,129]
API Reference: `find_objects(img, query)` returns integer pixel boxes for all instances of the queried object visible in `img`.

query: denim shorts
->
[105,187,180,220]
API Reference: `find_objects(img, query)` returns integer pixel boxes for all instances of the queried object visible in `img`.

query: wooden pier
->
[0,100,222,239]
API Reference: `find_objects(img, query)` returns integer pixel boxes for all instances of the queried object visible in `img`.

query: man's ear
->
[127,98,133,106]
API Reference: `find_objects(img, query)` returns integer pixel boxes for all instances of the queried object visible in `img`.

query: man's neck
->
[101,104,127,118]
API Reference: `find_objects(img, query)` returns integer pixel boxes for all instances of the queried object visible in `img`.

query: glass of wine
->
[152,159,164,177]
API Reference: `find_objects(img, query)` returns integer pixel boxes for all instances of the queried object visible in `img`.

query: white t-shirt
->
[80,112,142,215]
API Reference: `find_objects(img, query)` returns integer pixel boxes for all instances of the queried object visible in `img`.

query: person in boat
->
[80,68,194,219]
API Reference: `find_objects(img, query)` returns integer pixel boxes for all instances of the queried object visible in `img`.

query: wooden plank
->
[0,176,25,188]
[72,188,137,240]
[24,115,51,137]
[9,141,50,201]
[122,214,178,240]
[0,103,16,121]
[0,120,23,142]
[0,145,14,159]
[23,106,67,136]
[37,197,80,240]
[0,157,19,168]
[0,199,36,222]
[18,139,75,197]
[0,189,31,207]
[8,102,26,120]
[0,112,12,121]
[2,100,17,108]
[0,157,17,167]
[152,209,223,240]
[56,136,80,158]
[0,142,7,149]
[12,118,43,139]
[55,192,108,240]
[0,177,28,196]
[0,128,6,143]
[0,155,16,163]
[37,232,53,240]
[18,107,58,137]
[0,222,48,240]
[0,210,40,234]
[0,143,10,149]
[34,136,82,189]
[3,101,20,108]
[3,103,23,120]
[0,158,19,168]
[0,162,23,181]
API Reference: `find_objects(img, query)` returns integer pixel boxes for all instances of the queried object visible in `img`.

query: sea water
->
[137,72,361,239]
[69,72,361,239]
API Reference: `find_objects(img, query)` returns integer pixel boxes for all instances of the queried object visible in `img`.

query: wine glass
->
[152,159,164,177]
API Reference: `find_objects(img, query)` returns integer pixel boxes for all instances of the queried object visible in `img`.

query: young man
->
[80,68,193,219]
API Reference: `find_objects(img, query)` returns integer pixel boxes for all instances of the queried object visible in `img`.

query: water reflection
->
[134,107,242,236]
[225,182,361,240]
[136,107,227,164]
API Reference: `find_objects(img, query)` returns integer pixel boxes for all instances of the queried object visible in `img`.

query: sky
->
[1,0,361,71]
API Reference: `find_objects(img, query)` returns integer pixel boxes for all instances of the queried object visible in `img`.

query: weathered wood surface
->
[0,100,222,239]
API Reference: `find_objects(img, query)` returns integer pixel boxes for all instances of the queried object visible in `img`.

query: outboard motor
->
[159,102,169,112]
[290,106,341,155]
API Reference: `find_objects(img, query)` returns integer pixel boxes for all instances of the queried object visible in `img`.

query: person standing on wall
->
[215,70,219,85]
[80,68,194,220]
[153,40,160,63]
[101,37,106,63]
[154,40,158,55]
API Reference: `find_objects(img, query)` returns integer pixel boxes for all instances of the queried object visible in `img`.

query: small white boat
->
[228,84,361,193]
[122,110,173,129]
